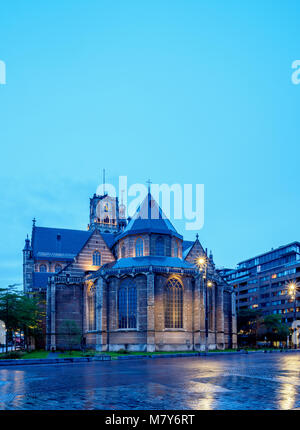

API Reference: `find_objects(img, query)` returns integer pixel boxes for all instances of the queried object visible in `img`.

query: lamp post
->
[287,282,298,349]
[196,254,212,353]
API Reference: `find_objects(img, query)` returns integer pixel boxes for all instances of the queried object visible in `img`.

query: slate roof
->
[32,226,116,260]
[116,192,182,241]
[107,256,194,270]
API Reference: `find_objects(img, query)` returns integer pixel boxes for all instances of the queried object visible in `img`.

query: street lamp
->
[287,281,298,349]
[196,254,213,353]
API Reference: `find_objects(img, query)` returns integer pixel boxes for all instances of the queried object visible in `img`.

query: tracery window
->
[164,278,183,329]
[118,280,137,329]
[173,240,179,258]
[156,236,164,256]
[135,238,144,257]
[92,251,101,266]
[39,264,47,273]
[55,264,62,273]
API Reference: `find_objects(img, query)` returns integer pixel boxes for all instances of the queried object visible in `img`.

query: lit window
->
[135,238,144,257]
[92,251,101,266]
[156,236,164,256]
[39,264,47,273]
[164,278,183,328]
[118,280,137,329]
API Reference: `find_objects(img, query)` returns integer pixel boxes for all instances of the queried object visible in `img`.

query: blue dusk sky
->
[0,1,299,287]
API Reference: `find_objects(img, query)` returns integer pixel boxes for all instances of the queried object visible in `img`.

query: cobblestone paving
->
[0,353,300,410]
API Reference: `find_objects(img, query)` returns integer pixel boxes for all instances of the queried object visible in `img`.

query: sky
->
[0,0,299,287]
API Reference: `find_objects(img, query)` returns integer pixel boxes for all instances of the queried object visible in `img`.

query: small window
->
[92,251,101,266]
[39,264,47,273]
[104,203,109,213]
[104,216,110,224]
[121,245,126,258]
[135,238,144,257]
[156,236,164,256]
[55,264,62,273]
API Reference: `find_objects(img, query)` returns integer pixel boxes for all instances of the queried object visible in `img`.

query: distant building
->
[23,188,236,352]
[220,242,300,326]
[0,321,6,346]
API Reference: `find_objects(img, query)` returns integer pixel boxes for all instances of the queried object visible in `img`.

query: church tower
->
[88,193,121,233]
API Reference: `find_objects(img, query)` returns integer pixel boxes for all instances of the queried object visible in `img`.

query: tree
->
[0,284,22,352]
[0,285,44,352]
[257,315,290,344]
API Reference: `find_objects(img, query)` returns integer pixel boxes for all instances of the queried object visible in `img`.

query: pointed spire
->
[23,234,31,251]
[32,218,36,227]
[196,233,199,241]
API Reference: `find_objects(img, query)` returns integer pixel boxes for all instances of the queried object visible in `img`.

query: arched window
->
[173,240,179,258]
[88,287,96,331]
[121,244,126,258]
[118,280,137,329]
[164,278,183,329]
[156,236,164,256]
[55,264,62,273]
[104,203,109,213]
[39,264,47,273]
[92,251,101,266]
[135,238,144,257]
[104,216,110,224]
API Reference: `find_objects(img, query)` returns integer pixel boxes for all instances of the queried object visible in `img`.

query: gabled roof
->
[116,192,182,241]
[32,226,116,260]
[182,240,194,259]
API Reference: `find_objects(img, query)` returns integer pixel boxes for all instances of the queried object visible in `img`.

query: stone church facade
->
[23,189,237,351]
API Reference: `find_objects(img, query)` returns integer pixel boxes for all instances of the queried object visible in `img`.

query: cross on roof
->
[146,179,152,192]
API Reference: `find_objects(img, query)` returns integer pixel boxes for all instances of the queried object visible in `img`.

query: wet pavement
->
[0,353,300,410]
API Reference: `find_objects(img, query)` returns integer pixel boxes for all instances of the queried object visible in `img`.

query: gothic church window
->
[55,264,62,273]
[92,251,101,266]
[173,240,179,258]
[156,236,164,256]
[135,238,144,257]
[118,280,137,329]
[164,278,183,329]
[39,264,47,273]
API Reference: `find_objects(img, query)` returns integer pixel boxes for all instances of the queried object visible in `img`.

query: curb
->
[0,349,299,366]
[0,355,111,366]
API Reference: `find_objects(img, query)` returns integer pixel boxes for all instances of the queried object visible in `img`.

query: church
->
[23,187,237,352]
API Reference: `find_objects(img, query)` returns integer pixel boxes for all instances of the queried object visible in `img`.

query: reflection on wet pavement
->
[0,353,299,410]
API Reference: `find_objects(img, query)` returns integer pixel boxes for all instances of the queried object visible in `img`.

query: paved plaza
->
[0,353,299,410]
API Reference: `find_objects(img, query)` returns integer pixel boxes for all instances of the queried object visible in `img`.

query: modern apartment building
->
[220,242,300,325]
